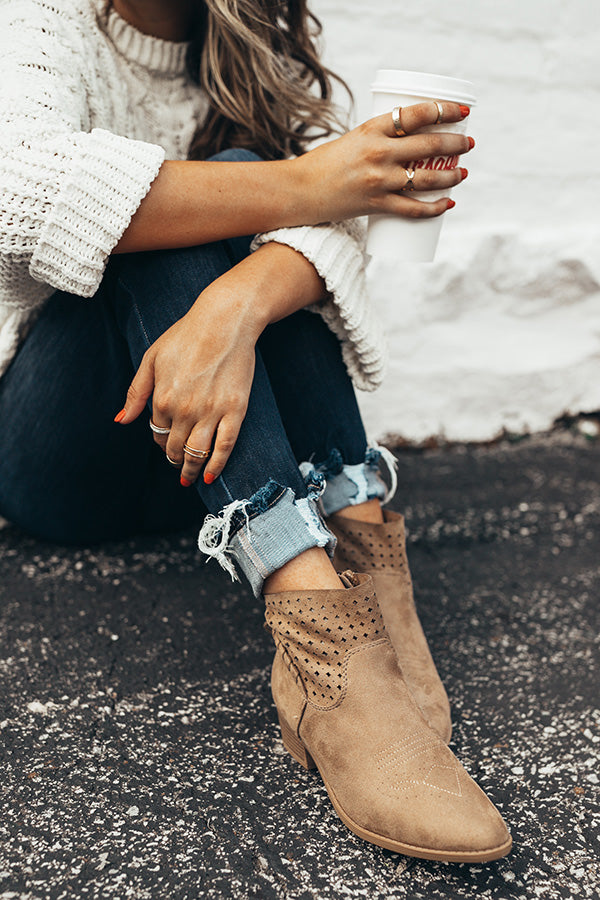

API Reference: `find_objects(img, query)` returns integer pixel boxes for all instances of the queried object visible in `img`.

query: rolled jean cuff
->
[197,480,336,597]
[301,446,393,518]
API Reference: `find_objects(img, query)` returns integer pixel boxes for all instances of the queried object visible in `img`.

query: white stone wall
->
[315,0,600,441]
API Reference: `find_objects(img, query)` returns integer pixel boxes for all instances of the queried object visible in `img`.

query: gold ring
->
[391,106,407,137]
[403,167,416,191]
[166,454,181,467]
[434,100,444,124]
[149,419,171,435]
[183,443,210,460]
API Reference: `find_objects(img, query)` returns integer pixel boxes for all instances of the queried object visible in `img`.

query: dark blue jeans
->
[0,150,386,593]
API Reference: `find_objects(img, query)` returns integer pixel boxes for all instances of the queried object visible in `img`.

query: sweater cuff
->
[30,129,165,297]
[251,222,386,392]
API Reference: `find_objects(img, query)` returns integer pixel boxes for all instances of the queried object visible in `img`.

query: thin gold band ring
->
[183,443,211,460]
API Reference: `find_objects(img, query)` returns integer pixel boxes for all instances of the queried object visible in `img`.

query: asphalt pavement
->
[0,427,598,899]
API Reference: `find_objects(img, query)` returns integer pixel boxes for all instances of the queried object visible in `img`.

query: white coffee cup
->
[366,70,477,263]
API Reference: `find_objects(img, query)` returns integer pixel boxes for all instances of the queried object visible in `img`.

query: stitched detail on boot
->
[390,765,463,798]
[374,730,438,769]
[265,589,386,709]
[375,733,464,797]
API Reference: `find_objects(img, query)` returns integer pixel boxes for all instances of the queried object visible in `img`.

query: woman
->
[0,0,511,862]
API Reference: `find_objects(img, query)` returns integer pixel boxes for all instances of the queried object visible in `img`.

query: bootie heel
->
[278,714,316,770]
[264,572,511,862]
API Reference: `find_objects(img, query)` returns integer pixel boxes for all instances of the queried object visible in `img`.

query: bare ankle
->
[264,547,342,594]
[333,498,384,524]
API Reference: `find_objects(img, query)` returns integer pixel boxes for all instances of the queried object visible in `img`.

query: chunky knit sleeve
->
[0,0,165,300]
[251,219,387,392]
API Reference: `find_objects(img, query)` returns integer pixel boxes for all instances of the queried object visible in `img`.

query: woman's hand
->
[116,101,472,255]
[115,270,259,486]
[295,99,473,223]
[113,244,327,485]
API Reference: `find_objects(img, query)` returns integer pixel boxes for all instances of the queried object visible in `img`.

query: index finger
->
[115,349,155,425]
[377,100,470,138]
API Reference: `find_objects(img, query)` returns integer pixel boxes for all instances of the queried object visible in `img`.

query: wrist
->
[247,243,329,329]
[282,156,322,226]
[187,243,328,341]
[185,278,260,347]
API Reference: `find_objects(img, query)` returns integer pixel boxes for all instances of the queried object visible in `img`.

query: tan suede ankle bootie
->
[264,573,511,862]
[328,510,452,743]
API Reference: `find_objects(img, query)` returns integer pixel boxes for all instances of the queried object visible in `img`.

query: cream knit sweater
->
[0,0,386,390]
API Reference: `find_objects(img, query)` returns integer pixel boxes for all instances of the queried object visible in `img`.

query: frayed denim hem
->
[197,480,336,597]
[300,444,398,518]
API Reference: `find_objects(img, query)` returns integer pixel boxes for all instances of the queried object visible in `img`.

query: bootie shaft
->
[329,509,453,742]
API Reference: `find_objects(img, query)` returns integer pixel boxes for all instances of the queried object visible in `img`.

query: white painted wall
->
[315,0,600,441]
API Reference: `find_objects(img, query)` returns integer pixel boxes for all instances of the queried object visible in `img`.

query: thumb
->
[114,352,155,424]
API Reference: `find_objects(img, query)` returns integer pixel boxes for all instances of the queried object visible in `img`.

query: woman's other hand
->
[118,274,257,486]
[296,100,473,222]
[114,244,327,485]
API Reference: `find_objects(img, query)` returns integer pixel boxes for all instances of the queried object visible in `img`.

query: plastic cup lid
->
[371,69,477,105]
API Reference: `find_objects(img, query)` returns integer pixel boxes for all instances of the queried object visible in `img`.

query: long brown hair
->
[186,0,352,160]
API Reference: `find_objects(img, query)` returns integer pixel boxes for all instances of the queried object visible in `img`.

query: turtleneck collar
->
[94,1,191,76]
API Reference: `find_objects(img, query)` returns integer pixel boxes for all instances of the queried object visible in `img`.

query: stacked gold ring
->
[183,443,210,460]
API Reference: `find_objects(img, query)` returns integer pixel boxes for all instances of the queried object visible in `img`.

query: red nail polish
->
[204,472,216,485]
[114,409,126,423]
[459,105,470,119]
[460,167,468,180]
[446,199,456,210]
[468,136,475,149]
[180,476,192,487]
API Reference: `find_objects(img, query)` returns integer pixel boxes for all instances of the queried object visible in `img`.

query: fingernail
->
[204,472,216,485]
[460,167,468,180]
[446,199,456,210]
[114,409,126,423]
[468,136,475,149]
[180,476,192,488]
[459,105,470,118]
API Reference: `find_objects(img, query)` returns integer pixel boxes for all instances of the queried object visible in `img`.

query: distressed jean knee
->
[301,445,397,518]
[197,478,335,597]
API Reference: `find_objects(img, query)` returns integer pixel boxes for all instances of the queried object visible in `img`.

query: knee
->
[111,240,237,308]
[208,148,263,163]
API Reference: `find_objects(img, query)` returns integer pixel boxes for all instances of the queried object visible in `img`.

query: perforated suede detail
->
[330,512,410,574]
[264,580,385,710]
